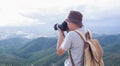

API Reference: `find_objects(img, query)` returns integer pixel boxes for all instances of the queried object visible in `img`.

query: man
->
[56,11,84,66]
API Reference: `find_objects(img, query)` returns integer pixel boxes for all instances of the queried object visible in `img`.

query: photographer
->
[55,11,84,66]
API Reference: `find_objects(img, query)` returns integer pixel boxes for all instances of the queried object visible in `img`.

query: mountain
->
[16,37,66,66]
[95,34,120,66]
[0,37,31,66]
[104,53,120,66]
[16,34,120,66]
[19,37,57,54]
[104,44,120,53]
[0,34,120,66]
[95,34,120,47]
[0,37,30,50]
[0,37,30,57]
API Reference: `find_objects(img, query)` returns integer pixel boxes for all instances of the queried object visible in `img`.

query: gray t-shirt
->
[61,28,84,66]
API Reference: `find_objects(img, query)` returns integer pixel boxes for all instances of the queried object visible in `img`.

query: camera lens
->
[54,24,58,30]
[54,21,68,31]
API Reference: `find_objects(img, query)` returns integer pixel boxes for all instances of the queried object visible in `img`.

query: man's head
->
[65,11,83,31]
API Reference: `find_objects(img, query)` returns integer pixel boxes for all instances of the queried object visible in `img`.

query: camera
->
[54,21,68,31]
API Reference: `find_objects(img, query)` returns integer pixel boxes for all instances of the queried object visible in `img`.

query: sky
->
[0,0,120,38]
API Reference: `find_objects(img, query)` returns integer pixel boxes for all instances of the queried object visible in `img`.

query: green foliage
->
[104,53,120,66]
[19,37,57,54]
[0,35,120,66]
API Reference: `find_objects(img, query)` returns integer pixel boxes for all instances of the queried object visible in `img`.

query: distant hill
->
[0,37,30,50]
[0,37,30,57]
[0,34,120,66]
[16,37,65,66]
[19,37,57,54]
[95,34,120,47]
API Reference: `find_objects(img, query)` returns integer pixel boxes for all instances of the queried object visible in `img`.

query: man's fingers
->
[57,24,61,30]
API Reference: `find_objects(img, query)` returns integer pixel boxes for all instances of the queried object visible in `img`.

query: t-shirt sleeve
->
[60,32,73,51]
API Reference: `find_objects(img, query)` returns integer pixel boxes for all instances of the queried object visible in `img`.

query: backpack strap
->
[68,49,75,66]
[74,30,86,42]
[86,30,93,40]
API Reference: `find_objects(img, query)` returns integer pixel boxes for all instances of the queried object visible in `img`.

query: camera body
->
[54,21,68,31]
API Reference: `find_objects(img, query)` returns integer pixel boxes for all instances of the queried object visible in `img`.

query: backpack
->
[69,30,104,66]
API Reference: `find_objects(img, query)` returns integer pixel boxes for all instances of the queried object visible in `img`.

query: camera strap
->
[68,47,75,66]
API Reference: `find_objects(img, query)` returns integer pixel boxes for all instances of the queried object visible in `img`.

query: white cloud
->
[0,33,11,40]
[0,9,46,26]
[0,30,36,39]
[0,0,120,27]
[15,31,36,39]
[15,31,30,35]
[82,0,120,20]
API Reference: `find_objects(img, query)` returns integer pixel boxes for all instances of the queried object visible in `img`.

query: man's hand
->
[57,24,64,35]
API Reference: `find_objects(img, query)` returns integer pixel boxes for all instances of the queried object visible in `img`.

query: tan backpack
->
[69,30,104,66]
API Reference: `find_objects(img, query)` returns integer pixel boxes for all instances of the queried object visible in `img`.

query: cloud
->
[82,0,120,20]
[0,30,36,40]
[0,33,11,40]
[0,0,120,34]
[0,0,119,24]
[15,31,36,39]
[15,31,31,35]
[0,9,46,26]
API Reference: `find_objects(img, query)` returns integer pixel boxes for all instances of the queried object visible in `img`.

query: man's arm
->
[56,26,65,56]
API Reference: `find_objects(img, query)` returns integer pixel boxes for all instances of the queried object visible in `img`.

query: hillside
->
[0,37,30,50]
[96,34,120,47]
[0,34,120,66]
[19,37,57,54]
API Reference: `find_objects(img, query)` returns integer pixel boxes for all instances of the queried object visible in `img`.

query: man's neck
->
[71,26,80,31]
[74,26,80,30]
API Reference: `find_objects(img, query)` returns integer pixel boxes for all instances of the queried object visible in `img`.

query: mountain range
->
[0,34,120,66]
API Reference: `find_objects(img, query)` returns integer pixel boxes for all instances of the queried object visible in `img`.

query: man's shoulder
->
[67,28,84,36]
[66,29,85,39]
[67,31,77,36]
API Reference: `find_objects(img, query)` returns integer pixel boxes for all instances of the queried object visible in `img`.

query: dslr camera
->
[54,21,68,31]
